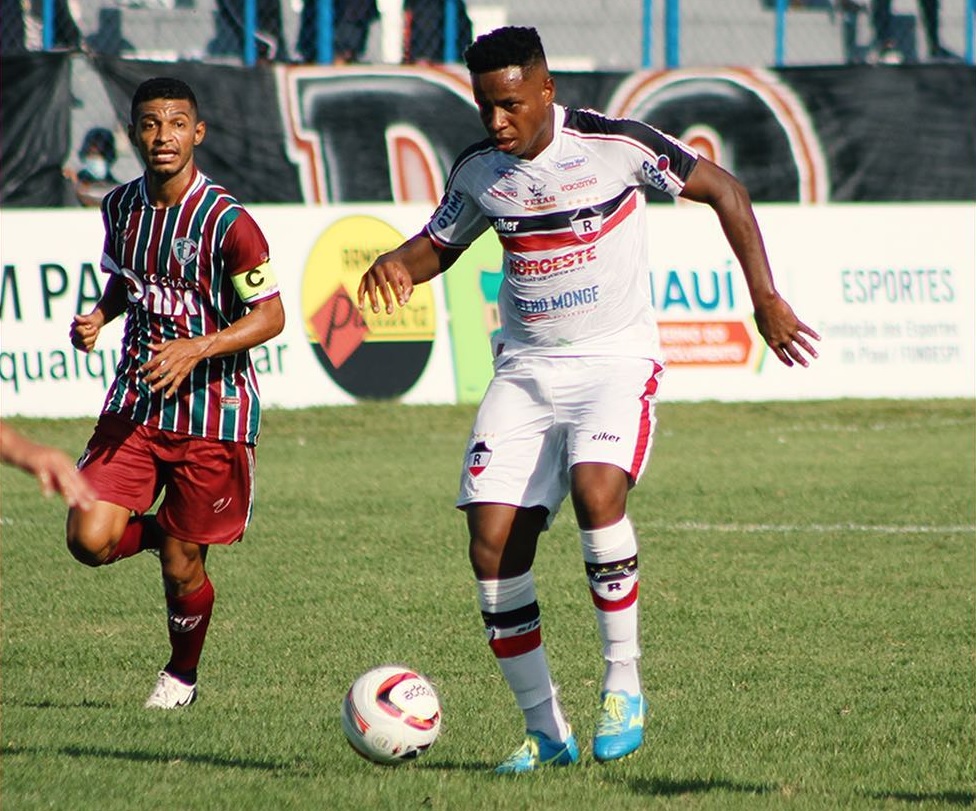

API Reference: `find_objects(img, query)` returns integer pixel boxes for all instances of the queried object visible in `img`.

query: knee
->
[159,542,206,595]
[468,530,504,577]
[570,468,629,529]
[65,520,112,567]
[67,533,111,567]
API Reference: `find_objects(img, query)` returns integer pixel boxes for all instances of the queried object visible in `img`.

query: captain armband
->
[232,262,279,304]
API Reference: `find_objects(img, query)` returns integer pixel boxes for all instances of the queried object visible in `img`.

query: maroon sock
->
[105,515,161,564]
[165,576,214,679]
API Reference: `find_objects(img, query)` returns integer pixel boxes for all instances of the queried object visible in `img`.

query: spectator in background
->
[0,421,96,510]
[64,127,121,208]
[216,0,289,62]
[402,0,471,63]
[298,0,379,64]
[870,0,960,63]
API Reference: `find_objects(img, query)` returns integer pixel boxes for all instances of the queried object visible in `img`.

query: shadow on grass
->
[416,759,496,772]
[3,743,299,774]
[630,776,776,798]
[863,790,975,806]
[19,699,113,710]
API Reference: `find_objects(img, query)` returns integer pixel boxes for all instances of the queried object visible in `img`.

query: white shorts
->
[456,355,665,524]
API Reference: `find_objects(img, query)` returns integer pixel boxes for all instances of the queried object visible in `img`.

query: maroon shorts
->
[79,414,255,545]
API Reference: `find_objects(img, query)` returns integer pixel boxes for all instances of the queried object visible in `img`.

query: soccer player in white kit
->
[359,26,820,773]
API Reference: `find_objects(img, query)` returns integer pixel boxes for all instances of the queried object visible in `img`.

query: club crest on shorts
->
[466,440,492,477]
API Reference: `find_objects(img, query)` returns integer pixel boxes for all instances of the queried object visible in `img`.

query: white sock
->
[580,516,642,696]
[478,572,571,741]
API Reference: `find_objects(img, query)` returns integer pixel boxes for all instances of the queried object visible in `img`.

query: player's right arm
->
[70,273,129,353]
[358,231,463,315]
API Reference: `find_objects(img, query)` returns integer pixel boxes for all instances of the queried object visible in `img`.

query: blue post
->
[641,0,653,69]
[775,0,788,67]
[42,0,54,50]
[317,0,334,64]
[967,0,975,64]
[444,0,459,62]
[243,0,257,65]
[664,0,679,68]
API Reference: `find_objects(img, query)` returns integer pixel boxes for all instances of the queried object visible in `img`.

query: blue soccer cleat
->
[494,729,580,774]
[592,691,645,762]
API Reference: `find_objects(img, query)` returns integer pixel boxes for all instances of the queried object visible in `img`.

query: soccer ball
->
[340,665,442,765]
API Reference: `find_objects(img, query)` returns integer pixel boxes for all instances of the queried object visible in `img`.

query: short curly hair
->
[463,26,547,75]
[130,77,199,123]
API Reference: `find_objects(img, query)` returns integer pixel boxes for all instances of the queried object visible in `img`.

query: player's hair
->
[463,26,547,75]
[130,77,199,122]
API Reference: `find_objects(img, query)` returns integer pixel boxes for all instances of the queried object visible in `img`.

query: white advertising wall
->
[0,202,973,419]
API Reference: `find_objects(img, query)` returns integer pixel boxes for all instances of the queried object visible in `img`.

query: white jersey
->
[425,104,698,361]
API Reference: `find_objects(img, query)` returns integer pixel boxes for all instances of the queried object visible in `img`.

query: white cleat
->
[144,670,197,709]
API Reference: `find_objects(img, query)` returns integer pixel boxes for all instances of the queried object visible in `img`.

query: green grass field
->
[2,399,974,810]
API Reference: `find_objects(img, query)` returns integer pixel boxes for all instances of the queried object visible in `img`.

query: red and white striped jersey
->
[426,104,698,361]
[98,169,278,445]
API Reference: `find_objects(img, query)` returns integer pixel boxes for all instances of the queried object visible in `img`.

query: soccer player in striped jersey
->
[66,77,285,709]
[359,26,820,772]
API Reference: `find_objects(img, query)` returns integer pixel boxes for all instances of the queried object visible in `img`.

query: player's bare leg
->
[468,503,579,772]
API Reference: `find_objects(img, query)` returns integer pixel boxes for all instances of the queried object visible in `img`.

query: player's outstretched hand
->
[754,293,821,368]
[0,422,96,510]
[31,445,97,509]
[358,259,414,315]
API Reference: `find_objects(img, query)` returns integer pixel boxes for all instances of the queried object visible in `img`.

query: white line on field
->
[648,521,975,535]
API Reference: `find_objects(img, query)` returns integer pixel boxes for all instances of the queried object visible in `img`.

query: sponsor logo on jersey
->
[642,155,672,192]
[212,497,233,513]
[524,183,556,211]
[220,396,241,409]
[119,266,201,317]
[434,189,466,230]
[494,219,519,233]
[591,431,621,443]
[172,237,199,266]
[509,246,597,277]
[554,155,588,171]
[488,183,519,201]
[560,175,598,192]
[466,440,492,476]
[512,284,601,320]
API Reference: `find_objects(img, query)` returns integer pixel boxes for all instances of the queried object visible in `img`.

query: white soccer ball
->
[340,665,442,765]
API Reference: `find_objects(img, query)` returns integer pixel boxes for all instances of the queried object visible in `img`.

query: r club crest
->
[571,212,603,243]
[466,440,492,477]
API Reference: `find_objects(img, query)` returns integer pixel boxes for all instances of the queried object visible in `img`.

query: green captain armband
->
[232,262,279,304]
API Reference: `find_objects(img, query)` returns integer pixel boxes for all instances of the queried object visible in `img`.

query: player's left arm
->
[681,157,820,368]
